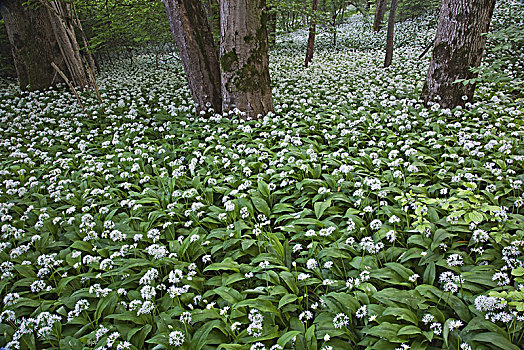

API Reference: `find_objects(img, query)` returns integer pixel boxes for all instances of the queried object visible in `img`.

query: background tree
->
[163,0,222,112]
[373,0,387,31]
[421,0,496,108]
[304,0,318,67]
[383,0,397,67]
[220,0,273,118]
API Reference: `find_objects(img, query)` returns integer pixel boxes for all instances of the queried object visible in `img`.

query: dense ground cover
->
[0,5,523,350]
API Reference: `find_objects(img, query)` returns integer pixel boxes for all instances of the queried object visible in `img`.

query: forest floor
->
[0,7,523,350]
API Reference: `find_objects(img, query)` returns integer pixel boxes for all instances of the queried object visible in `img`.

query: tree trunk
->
[0,0,93,91]
[373,0,387,32]
[220,0,273,119]
[332,12,337,47]
[45,1,92,89]
[71,1,96,77]
[304,0,318,67]
[383,0,397,68]
[421,0,496,108]
[163,0,222,113]
[0,0,66,91]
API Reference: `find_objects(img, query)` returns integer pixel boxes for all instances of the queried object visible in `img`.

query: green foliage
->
[0,3,523,350]
[75,0,172,56]
[396,0,440,22]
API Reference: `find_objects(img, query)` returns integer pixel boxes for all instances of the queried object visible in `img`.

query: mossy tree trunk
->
[421,0,496,108]
[220,0,273,119]
[0,0,66,90]
[383,0,397,68]
[373,0,387,32]
[163,0,222,113]
[304,0,318,67]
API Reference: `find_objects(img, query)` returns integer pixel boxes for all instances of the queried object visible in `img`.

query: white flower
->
[448,319,463,331]
[408,274,419,282]
[446,254,463,267]
[168,330,185,346]
[180,311,192,324]
[333,313,350,328]
[356,305,367,318]
[306,259,317,269]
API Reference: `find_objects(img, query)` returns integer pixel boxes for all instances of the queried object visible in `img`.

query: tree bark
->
[0,0,66,90]
[44,0,92,89]
[383,0,397,68]
[163,0,222,113]
[421,0,496,108]
[220,0,273,119]
[0,0,93,91]
[373,0,387,32]
[304,0,318,67]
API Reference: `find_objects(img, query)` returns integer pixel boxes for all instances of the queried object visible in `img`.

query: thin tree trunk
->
[332,12,337,47]
[383,0,397,68]
[44,1,92,89]
[304,0,318,67]
[163,0,222,112]
[373,0,387,32]
[421,0,496,108]
[220,0,273,119]
[71,1,96,75]
[0,0,66,90]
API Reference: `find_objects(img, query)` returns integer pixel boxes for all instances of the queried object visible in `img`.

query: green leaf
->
[324,292,359,314]
[384,262,413,280]
[467,211,484,224]
[423,262,435,285]
[192,320,224,350]
[314,199,331,219]
[362,322,403,341]
[203,257,240,273]
[257,180,270,199]
[277,330,301,347]
[267,232,285,259]
[60,336,83,350]
[252,196,271,217]
[213,286,244,304]
[278,294,298,309]
[511,267,524,277]
[397,325,422,336]
[280,271,298,294]
[305,325,317,350]
[383,307,418,325]
[470,332,520,350]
